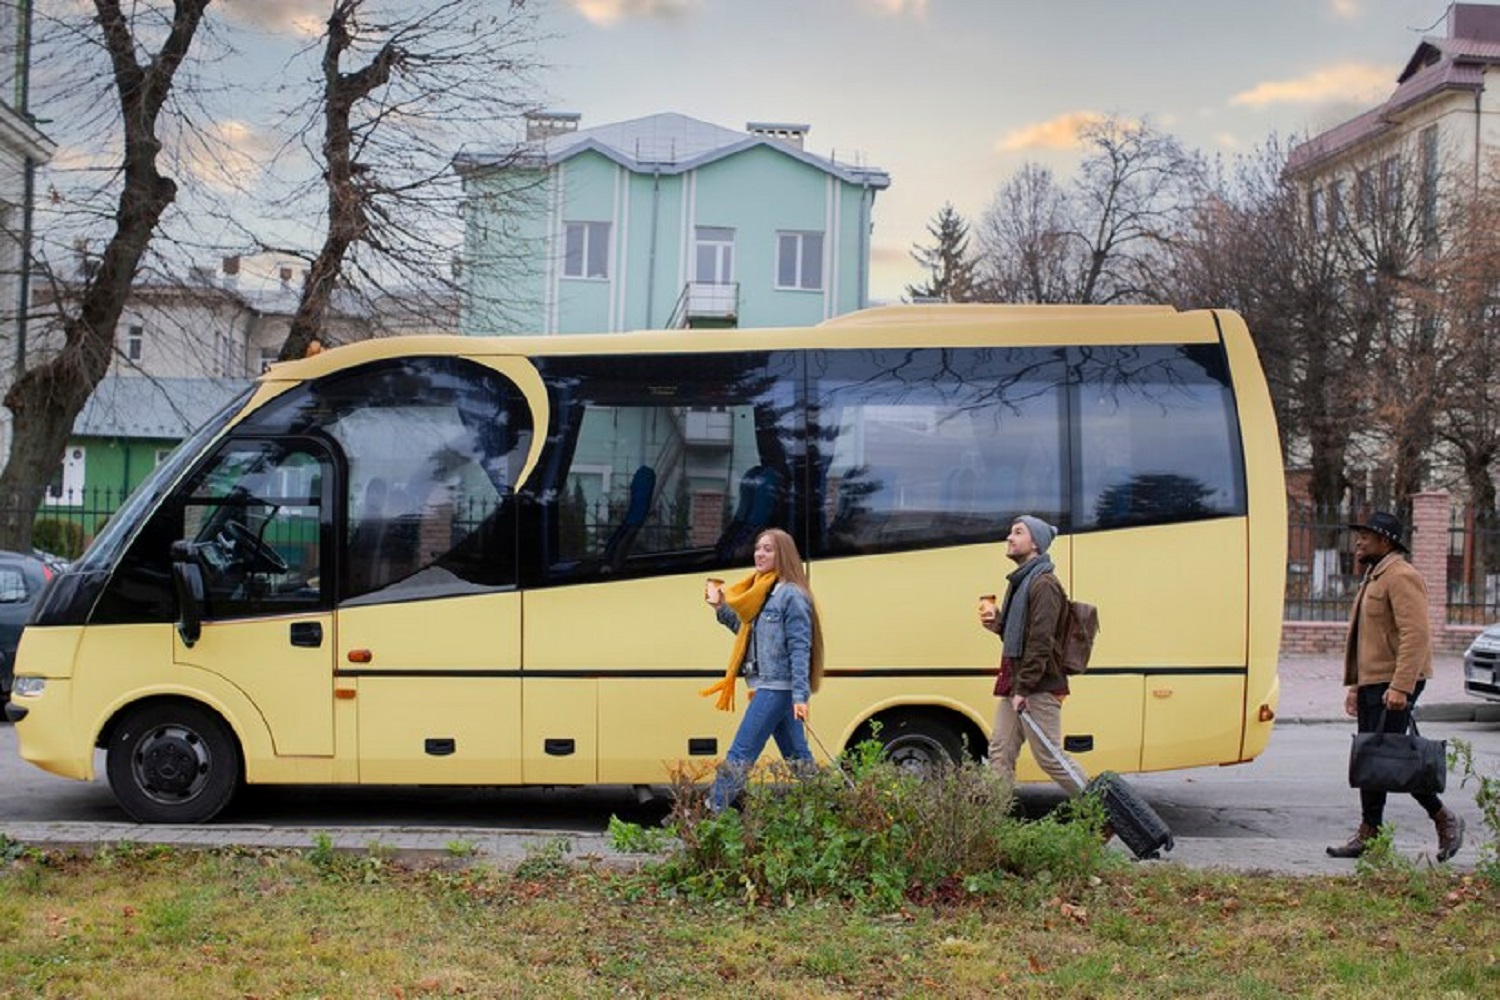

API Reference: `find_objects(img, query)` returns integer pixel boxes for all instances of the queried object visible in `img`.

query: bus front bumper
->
[10,679,94,782]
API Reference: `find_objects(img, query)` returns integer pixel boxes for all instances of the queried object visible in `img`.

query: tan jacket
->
[1342,552,1433,694]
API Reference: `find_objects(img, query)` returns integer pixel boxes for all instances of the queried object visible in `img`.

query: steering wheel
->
[224,519,289,573]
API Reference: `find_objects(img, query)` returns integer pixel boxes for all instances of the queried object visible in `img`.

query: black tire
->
[867,713,965,777]
[106,701,241,824]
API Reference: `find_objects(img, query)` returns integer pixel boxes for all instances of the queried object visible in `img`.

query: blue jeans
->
[708,688,812,811]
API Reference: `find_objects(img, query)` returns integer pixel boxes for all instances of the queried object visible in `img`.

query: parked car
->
[0,550,57,704]
[1463,623,1500,703]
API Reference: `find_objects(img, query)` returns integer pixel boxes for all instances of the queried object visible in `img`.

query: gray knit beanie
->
[1015,515,1057,554]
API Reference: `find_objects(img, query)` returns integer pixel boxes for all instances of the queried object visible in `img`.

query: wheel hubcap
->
[886,737,944,777]
[134,725,210,801]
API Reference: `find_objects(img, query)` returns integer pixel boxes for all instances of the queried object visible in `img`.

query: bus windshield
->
[72,385,255,575]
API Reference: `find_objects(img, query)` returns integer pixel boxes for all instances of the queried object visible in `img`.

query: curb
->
[1278,702,1500,725]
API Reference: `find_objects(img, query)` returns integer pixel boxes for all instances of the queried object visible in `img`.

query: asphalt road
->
[2,717,1497,874]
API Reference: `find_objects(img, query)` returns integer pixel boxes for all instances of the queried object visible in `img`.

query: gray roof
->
[73,376,252,439]
[455,111,890,189]
[1288,11,1500,175]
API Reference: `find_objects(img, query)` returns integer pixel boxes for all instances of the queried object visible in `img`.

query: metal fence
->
[1284,503,1361,621]
[16,486,130,559]
[1447,506,1500,625]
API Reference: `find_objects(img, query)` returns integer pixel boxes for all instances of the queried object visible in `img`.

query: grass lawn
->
[0,841,1496,998]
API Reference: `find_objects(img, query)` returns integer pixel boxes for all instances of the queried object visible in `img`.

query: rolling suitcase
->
[1020,710,1174,860]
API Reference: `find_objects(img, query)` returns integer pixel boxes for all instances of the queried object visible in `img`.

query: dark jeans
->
[1356,681,1444,827]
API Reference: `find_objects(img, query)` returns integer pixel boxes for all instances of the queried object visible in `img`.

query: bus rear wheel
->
[106,702,241,824]
[863,713,965,777]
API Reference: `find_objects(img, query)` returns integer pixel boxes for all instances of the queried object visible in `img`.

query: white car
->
[1463,625,1500,702]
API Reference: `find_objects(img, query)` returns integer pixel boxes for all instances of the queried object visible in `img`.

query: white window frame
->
[775,231,824,291]
[563,221,611,280]
[694,227,736,286]
[125,324,144,362]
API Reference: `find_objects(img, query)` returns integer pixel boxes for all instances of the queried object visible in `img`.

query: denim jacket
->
[715,582,813,704]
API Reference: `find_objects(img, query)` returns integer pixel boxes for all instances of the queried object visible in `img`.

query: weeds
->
[630,737,1114,910]
[1451,738,1500,880]
[513,837,572,881]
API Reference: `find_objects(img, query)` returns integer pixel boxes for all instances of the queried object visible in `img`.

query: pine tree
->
[906,203,978,302]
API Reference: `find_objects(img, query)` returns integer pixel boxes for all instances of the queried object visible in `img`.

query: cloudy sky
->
[189,0,1462,302]
[530,0,1460,301]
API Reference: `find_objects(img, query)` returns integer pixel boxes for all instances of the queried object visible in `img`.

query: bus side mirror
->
[170,540,204,648]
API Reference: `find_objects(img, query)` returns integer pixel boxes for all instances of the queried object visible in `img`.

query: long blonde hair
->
[757,528,824,693]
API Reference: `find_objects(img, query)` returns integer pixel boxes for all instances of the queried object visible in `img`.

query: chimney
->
[525,111,581,141]
[1451,3,1500,41]
[747,122,810,151]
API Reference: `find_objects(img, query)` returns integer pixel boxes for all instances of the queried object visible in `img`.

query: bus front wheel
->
[106,701,241,824]
[862,713,965,776]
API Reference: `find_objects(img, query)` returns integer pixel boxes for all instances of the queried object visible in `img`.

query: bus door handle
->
[289,622,323,648]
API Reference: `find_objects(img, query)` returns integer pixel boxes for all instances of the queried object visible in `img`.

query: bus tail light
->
[1258,704,1275,722]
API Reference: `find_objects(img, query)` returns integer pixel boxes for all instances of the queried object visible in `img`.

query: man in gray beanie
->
[979,514,1088,798]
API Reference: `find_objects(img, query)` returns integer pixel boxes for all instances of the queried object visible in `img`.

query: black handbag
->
[1348,708,1448,795]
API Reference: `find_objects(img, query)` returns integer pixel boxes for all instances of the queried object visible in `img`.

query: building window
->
[563,221,610,279]
[1355,168,1376,223]
[776,231,824,290]
[1420,125,1439,249]
[694,227,735,285]
[126,325,144,362]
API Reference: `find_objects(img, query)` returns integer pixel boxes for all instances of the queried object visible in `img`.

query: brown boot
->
[1326,823,1376,858]
[1435,808,1465,862]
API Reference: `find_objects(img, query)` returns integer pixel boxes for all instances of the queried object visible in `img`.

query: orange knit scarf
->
[700,570,778,712]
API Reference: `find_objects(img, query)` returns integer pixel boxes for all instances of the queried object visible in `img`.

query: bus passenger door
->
[174,441,336,756]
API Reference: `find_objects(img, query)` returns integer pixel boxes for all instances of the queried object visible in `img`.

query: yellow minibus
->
[9,304,1285,822]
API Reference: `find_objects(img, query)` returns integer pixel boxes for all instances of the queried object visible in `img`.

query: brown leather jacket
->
[986,570,1068,696]
[1342,552,1433,694]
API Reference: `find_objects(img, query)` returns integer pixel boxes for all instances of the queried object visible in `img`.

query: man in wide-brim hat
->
[1326,510,1464,862]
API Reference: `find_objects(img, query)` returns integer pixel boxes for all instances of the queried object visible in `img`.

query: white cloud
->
[177,119,282,193]
[1213,131,1242,149]
[995,112,1108,153]
[1230,61,1392,107]
[1330,0,1363,21]
[569,0,701,27]
[859,0,931,17]
[219,0,327,36]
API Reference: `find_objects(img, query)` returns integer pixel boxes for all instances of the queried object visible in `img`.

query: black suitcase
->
[1020,711,1174,860]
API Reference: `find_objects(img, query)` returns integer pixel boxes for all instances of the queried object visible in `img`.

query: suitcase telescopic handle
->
[1017,707,1089,795]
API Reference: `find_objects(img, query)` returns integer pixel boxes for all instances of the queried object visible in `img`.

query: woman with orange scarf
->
[702,528,824,812]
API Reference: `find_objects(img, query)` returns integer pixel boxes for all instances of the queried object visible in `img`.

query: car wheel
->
[106,701,241,824]
[867,713,965,777]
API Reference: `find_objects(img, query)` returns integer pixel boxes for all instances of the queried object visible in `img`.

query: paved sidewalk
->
[1278,650,1500,724]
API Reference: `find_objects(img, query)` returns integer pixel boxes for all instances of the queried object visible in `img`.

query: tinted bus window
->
[241,357,534,600]
[530,352,800,583]
[809,347,1067,556]
[1073,344,1246,530]
[181,439,331,618]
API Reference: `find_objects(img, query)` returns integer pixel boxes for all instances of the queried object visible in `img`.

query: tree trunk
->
[0,0,210,551]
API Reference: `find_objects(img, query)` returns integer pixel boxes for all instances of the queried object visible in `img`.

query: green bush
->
[642,739,1115,910]
[33,517,86,559]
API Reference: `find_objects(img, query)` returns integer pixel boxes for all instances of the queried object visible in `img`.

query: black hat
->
[1348,510,1409,553]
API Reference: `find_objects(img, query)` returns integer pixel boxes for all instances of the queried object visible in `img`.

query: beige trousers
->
[987,691,1084,795]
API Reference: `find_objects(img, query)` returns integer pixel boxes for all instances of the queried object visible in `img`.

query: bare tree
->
[0,0,214,551]
[1165,136,1366,516]
[974,163,1073,303]
[976,115,1205,305]
[265,0,545,360]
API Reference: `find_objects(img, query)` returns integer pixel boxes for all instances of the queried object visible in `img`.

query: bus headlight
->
[12,677,46,698]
